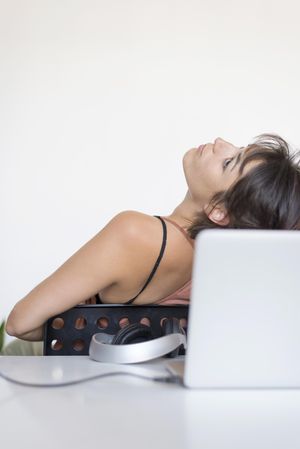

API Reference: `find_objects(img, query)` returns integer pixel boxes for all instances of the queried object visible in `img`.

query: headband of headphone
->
[89,318,187,364]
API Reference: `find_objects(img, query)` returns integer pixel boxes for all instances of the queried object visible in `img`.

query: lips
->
[197,144,205,155]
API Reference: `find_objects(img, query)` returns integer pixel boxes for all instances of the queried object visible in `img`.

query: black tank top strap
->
[95,293,102,304]
[124,215,167,305]
[95,215,167,305]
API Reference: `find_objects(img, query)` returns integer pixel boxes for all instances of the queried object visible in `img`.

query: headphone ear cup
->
[112,323,154,345]
[162,317,185,359]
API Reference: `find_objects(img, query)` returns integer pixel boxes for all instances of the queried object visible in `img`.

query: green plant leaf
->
[0,320,5,352]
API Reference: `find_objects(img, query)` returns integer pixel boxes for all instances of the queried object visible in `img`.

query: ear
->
[205,206,230,226]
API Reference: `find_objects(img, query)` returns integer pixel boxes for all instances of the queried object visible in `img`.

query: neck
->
[164,191,204,230]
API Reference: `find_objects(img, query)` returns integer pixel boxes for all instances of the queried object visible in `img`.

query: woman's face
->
[183,137,256,207]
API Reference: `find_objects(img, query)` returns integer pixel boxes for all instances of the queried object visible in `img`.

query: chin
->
[182,147,196,172]
[182,165,191,192]
[182,148,193,165]
[182,153,188,175]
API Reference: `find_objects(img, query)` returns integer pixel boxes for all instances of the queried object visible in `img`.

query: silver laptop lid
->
[185,229,300,388]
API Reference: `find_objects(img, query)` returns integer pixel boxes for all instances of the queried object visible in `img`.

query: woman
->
[5,134,300,345]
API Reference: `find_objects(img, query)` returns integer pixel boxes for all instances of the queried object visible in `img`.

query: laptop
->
[166,229,300,388]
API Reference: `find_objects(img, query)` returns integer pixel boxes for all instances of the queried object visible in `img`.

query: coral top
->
[154,279,192,305]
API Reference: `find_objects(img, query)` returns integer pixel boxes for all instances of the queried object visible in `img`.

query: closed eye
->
[223,158,233,170]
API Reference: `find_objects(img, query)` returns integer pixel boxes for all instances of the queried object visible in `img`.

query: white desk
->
[1,356,300,449]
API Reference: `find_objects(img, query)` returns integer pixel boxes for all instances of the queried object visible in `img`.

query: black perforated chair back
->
[44,304,189,356]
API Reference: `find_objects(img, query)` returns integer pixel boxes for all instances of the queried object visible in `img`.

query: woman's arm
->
[6,211,148,340]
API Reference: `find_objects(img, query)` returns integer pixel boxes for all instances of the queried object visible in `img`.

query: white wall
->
[1,0,300,335]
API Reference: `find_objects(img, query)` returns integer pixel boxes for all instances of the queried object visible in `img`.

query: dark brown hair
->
[188,134,300,239]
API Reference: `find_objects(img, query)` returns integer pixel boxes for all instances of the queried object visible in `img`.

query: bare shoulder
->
[105,210,161,243]
[103,210,164,273]
[108,210,157,227]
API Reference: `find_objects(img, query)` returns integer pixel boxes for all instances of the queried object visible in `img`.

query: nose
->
[214,137,229,147]
[213,137,237,154]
